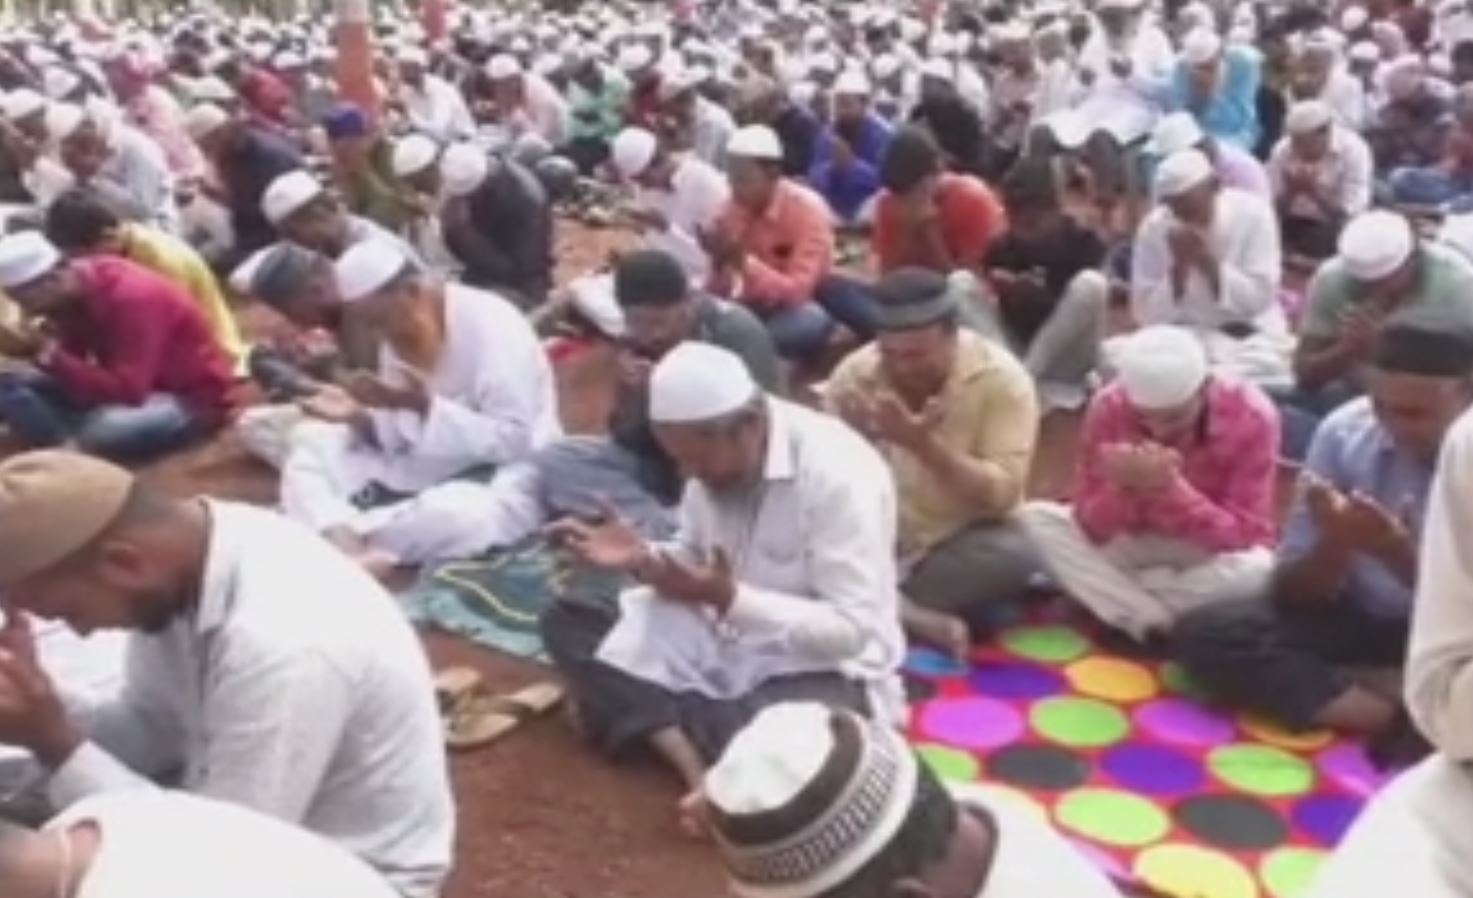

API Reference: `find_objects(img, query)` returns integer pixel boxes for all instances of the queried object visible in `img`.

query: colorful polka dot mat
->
[903,612,1392,898]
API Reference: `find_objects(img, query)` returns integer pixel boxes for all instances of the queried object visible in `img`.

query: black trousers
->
[540,599,868,763]
[1171,597,1408,730]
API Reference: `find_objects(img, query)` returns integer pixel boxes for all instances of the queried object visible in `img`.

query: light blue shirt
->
[1166,45,1262,152]
[1278,397,1435,618]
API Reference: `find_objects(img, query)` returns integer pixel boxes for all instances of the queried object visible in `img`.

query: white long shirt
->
[1130,187,1284,335]
[45,501,455,898]
[48,791,401,898]
[638,154,731,282]
[1074,22,1175,143]
[1408,408,1473,761]
[402,74,475,142]
[1268,126,1374,221]
[598,397,907,721]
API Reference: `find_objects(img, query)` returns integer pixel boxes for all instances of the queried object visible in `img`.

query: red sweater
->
[43,257,234,428]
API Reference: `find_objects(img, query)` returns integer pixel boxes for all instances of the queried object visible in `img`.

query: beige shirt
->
[827,330,1038,557]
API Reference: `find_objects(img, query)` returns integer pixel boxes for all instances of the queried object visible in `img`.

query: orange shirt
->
[871,173,1008,274]
[711,179,834,307]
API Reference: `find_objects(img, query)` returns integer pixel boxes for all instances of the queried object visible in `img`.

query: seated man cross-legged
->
[1021,325,1280,641]
[540,342,904,805]
[1175,320,1473,742]
[828,268,1041,659]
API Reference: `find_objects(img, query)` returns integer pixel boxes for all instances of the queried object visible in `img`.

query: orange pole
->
[423,0,449,44]
[334,0,379,117]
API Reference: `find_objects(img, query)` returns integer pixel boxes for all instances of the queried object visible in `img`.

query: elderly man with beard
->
[540,341,904,807]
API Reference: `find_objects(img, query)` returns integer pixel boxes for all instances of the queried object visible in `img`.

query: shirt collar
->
[193,500,234,635]
[761,397,797,482]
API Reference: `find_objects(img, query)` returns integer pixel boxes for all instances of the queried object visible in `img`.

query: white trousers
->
[1018,500,1275,639]
[279,423,543,564]
[1308,756,1473,898]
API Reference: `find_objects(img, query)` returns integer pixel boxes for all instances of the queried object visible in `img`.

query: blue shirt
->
[1167,46,1261,153]
[1278,397,1435,618]
[808,113,892,222]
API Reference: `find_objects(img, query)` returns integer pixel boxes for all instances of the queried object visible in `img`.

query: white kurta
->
[1305,757,1473,898]
[281,282,560,563]
[48,791,401,898]
[952,784,1125,897]
[1268,127,1374,220]
[402,75,476,142]
[1073,22,1175,143]
[43,501,455,898]
[1408,407,1473,759]
[638,154,731,282]
[1127,187,1291,386]
[597,398,907,722]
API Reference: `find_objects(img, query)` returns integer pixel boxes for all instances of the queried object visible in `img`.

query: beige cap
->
[0,450,134,587]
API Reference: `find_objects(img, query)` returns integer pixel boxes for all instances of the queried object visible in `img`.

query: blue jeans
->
[1265,380,1359,463]
[1387,166,1473,207]
[755,274,879,361]
[0,371,199,460]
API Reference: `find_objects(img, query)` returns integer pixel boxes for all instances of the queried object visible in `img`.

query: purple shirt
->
[1215,140,1273,201]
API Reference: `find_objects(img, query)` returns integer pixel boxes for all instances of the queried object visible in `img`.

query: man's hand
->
[342,369,430,414]
[297,383,366,423]
[832,137,856,170]
[1132,442,1181,494]
[545,503,650,572]
[0,613,80,767]
[0,320,44,359]
[834,392,881,440]
[870,392,943,451]
[900,184,939,226]
[617,349,655,389]
[1338,307,1384,356]
[644,548,737,611]
[1168,225,1209,270]
[1307,476,1413,559]
[697,227,744,269]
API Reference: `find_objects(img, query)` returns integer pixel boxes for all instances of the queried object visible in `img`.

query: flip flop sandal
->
[433,666,484,714]
[445,681,566,751]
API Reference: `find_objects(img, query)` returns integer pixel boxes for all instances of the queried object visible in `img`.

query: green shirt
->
[566,70,630,142]
[1301,242,1473,343]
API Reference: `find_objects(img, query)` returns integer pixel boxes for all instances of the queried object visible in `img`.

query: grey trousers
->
[903,518,1041,627]
[962,270,1109,394]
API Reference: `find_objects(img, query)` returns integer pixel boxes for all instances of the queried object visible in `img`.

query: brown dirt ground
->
[124,221,1095,898]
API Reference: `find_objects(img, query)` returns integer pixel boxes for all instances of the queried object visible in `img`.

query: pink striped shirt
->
[1071,376,1279,552]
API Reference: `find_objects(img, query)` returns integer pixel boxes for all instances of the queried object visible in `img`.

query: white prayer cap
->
[228,246,269,295]
[1097,0,1145,10]
[1145,111,1204,156]
[704,703,919,898]
[1154,148,1215,198]
[1044,109,1091,150]
[926,31,955,57]
[727,124,783,162]
[1180,28,1223,66]
[486,53,522,79]
[1338,210,1414,281]
[41,66,81,100]
[184,103,230,141]
[807,53,838,76]
[1,88,47,122]
[568,274,626,338]
[1341,6,1369,31]
[832,69,871,97]
[391,133,439,177]
[649,342,759,423]
[1350,41,1381,63]
[989,22,1029,44]
[870,53,901,80]
[0,231,62,290]
[1285,99,1334,135]
[920,57,953,81]
[1117,326,1209,410]
[617,42,654,72]
[610,127,659,177]
[261,170,325,226]
[274,50,305,69]
[439,142,490,197]
[1439,212,1473,263]
[189,75,237,103]
[44,102,87,142]
[334,239,414,303]
[398,45,428,66]
[1383,54,1424,99]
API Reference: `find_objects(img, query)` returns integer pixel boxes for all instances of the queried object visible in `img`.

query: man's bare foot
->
[902,603,972,664]
[678,789,710,840]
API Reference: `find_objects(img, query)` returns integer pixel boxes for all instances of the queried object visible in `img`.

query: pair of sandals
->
[434,667,565,751]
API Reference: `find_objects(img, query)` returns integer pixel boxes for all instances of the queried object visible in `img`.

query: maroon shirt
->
[42,257,234,428]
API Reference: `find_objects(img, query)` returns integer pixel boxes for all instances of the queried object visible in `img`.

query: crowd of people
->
[0,0,1471,894]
